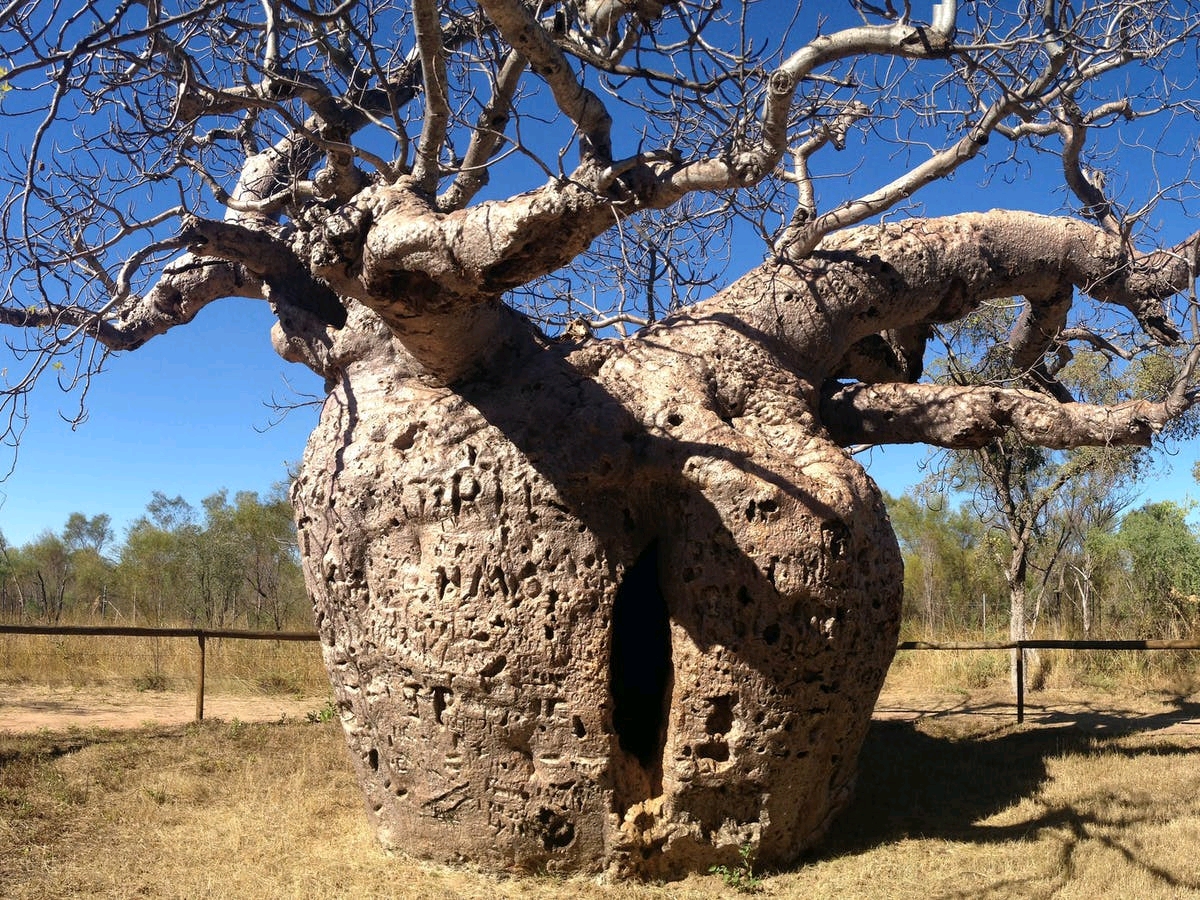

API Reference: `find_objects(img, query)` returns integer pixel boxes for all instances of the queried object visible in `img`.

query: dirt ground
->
[4,682,1200,735]
[874,685,1200,736]
[0,684,329,731]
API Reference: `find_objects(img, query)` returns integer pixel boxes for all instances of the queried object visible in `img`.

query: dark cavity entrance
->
[610,541,672,770]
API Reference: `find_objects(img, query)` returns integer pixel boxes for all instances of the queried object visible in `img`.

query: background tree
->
[1116,501,1200,637]
[925,301,1171,688]
[886,491,1005,637]
[5,0,1200,878]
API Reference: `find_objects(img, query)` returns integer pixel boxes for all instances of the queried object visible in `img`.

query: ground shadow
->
[809,703,1200,894]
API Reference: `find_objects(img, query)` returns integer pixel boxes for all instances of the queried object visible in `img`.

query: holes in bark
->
[704,696,735,735]
[762,623,781,645]
[666,412,684,427]
[535,807,576,850]
[479,655,507,679]
[823,520,850,559]
[610,541,672,771]
[694,741,730,762]
[745,497,779,522]
[432,687,452,724]
[367,748,379,771]
[572,715,587,738]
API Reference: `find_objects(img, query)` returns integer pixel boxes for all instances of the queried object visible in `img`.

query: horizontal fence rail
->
[0,624,320,641]
[0,624,320,722]
[896,638,1200,723]
[4,627,1200,725]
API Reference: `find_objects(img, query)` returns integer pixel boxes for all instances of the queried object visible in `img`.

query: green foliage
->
[0,480,310,630]
[888,487,1200,647]
[887,491,1005,636]
[306,700,337,724]
[708,844,763,894]
[1115,501,1200,637]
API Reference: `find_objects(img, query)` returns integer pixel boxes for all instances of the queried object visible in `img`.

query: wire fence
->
[897,638,1200,722]
[0,623,320,721]
[4,625,1200,724]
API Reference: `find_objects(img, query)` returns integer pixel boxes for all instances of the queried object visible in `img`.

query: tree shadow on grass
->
[805,702,1200,895]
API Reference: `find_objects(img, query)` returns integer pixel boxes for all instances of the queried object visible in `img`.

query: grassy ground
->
[6,630,1200,897]
[4,708,1200,899]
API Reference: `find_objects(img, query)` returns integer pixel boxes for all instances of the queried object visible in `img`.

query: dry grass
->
[886,644,1200,697]
[4,707,1200,899]
[0,630,328,697]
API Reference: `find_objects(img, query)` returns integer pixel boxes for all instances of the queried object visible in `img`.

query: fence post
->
[195,633,206,722]
[1016,645,1025,724]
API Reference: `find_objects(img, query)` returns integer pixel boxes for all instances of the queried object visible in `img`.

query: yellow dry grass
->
[4,704,1200,899]
[0,629,328,696]
[886,644,1200,697]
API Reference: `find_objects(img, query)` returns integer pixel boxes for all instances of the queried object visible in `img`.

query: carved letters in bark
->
[291,317,902,877]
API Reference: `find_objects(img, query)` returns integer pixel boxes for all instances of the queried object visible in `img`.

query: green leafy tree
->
[886,492,1004,637]
[230,486,305,630]
[1116,502,1200,637]
[117,494,197,626]
[18,531,73,624]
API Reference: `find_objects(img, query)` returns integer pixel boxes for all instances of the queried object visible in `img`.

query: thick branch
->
[705,210,1199,379]
[361,177,624,306]
[411,0,452,193]
[1008,285,1075,401]
[181,218,347,327]
[0,256,265,352]
[438,51,527,212]
[821,381,1179,449]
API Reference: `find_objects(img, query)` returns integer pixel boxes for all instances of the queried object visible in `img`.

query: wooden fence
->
[4,625,1200,725]
[897,638,1200,723]
[0,624,320,722]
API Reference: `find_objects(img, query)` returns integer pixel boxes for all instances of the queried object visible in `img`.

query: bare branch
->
[411,0,452,194]
[478,0,615,163]
[659,10,959,199]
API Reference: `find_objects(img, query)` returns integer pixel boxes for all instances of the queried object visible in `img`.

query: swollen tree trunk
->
[291,301,903,877]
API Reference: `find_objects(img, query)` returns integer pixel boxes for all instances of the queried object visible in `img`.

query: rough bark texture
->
[291,302,902,877]
[11,1,1200,884]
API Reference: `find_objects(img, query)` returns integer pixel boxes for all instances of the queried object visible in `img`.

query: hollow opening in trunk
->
[610,541,672,771]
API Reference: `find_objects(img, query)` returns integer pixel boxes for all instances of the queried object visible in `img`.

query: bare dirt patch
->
[875,685,1200,736]
[0,684,329,732]
[5,681,1200,737]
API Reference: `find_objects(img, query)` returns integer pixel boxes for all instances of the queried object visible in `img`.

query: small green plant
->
[306,699,337,724]
[708,844,763,894]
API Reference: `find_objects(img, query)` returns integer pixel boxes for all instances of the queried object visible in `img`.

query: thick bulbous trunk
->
[291,312,902,878]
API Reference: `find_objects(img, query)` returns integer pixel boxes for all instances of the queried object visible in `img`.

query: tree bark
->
[291,298,902,876]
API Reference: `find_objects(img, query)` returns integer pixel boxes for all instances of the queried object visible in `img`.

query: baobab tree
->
[4,0,1200,878]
